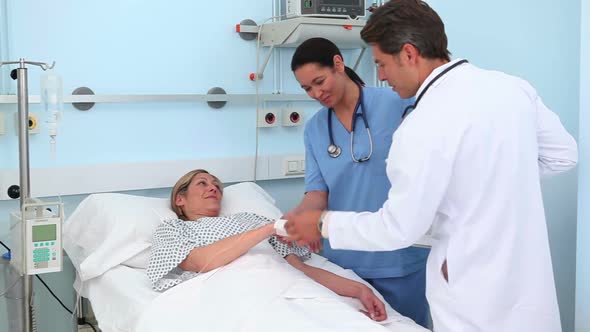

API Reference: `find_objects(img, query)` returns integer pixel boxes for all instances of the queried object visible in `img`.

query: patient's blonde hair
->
[171,169,223,220]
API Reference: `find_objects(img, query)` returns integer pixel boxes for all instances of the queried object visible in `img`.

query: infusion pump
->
[10,199,64,275]
[283,0,365,19]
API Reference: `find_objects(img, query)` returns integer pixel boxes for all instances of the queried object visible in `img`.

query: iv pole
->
[0,58,55,332]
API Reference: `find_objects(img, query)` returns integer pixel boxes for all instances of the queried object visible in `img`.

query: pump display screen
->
[32,224,56,242]
[321,0,357,5]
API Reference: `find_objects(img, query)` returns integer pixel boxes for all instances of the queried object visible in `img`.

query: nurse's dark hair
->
[291,37,365,85]
[361,0,451,61]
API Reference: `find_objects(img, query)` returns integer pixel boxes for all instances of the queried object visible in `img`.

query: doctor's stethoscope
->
[327,59,469,162]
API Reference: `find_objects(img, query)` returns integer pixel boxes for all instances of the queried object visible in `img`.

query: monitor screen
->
[33,224,56,242]
[321,0,357,5]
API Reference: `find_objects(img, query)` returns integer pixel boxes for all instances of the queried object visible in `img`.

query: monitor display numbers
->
[32,224,57,242]
[321,0,357,5]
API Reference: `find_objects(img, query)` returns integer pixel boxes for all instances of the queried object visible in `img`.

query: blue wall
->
[576,1,589,331]
[0,0,583,331]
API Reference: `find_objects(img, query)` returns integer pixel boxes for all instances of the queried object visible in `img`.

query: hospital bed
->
[64,183,430,332]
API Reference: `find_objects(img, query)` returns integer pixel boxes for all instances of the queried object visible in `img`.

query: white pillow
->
[220,182,282,220]
[64,182,283,279]
[63,193,176,281]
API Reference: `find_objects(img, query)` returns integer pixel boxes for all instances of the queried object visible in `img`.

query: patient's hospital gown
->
[147,212,310,291]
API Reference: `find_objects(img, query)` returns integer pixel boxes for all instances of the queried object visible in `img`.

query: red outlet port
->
[290,112,300,123]
[265,113,276,124]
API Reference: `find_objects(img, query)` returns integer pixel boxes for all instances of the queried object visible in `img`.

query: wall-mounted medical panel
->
[238,16,366,48]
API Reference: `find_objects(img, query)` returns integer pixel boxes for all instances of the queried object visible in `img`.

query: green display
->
[32,224,56,242]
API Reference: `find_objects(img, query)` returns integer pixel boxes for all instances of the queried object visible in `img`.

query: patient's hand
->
[277,211,296,246]
[357,286,387,322]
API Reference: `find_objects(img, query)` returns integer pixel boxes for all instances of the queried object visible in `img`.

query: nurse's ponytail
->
[291,37,365,86]
[343,66,364,86]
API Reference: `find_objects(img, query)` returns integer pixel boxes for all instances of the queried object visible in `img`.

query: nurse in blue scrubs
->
[286,38,430,327]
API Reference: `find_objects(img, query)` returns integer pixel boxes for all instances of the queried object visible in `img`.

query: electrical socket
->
[283,157,305,176]
[281,108,303,127]
[257,109,279,128]
[13,112,40,135]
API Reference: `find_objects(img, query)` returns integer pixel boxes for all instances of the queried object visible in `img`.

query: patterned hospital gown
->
[147,212,310,291]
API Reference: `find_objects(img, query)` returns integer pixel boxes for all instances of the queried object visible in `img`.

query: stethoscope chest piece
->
[327,144,342,158]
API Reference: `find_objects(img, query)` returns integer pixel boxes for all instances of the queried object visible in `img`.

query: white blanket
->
[135,242,429,332]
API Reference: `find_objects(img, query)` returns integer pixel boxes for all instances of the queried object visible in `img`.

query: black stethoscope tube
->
[402,59,469,118]
[325,59,468,162]
[327,82,372,162]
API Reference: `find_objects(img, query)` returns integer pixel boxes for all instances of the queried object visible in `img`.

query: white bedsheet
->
[81,245,429,332]
[76,265,158,332]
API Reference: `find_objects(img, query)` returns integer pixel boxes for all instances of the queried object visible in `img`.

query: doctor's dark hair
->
[291,37,365,85]
[361,0,451,61]
[171,169,223,220]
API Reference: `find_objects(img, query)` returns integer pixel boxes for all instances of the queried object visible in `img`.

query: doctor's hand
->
[281,211,323,252]
[284,210,323,248]
[357,286,387,322]
[306,239,323,253]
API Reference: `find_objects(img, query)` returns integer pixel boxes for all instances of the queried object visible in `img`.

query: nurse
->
[285,37,430,327]
[284,1,578,331]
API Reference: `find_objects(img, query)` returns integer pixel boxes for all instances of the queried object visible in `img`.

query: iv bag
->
[40,72,63,127]
[40,71,63,158]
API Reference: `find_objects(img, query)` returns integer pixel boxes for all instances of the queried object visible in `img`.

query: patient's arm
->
[179,223,275,273]
[284,255,387,321]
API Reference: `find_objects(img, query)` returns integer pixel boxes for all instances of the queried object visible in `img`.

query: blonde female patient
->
[146,169,387,321]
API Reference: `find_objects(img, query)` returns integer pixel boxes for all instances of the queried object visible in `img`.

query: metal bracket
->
[353,47,367,72]
[206,87,227,109]
[0,60,55,71]
[236,19,258,41]
[72,87,95,111]
[236,17,365,81]
[255,45,275,81]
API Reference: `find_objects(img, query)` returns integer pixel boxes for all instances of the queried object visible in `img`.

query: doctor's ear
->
[399,43,420,65]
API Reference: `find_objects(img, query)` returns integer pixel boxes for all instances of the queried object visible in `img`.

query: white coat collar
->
[415,58,467,99]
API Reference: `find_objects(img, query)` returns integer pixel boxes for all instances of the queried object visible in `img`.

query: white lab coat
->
[326,59,578,332]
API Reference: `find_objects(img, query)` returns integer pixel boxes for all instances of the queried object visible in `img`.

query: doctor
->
[284,1,578,331]
[285,37,430,327]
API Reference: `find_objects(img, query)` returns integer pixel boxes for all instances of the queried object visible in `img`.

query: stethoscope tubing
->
[402,59,469,118]
[327,82,372,162]
[326,59,468,162]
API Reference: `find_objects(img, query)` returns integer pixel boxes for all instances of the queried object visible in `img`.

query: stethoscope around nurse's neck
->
[401,59,469,119]
[327,82,373,162]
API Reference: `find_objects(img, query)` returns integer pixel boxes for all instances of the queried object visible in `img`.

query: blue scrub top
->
[304,86,429,279]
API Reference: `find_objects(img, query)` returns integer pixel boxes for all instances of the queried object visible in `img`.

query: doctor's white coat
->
[326,59,577,332]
